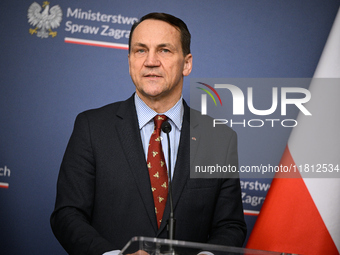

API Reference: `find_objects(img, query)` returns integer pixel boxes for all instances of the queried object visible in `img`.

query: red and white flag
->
[246,8,340,255]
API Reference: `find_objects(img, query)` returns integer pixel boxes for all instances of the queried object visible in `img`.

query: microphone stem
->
[166,132,175,240]
[166,132,176,255]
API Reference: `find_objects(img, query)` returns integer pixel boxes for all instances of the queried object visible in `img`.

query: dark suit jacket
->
[50,94,246,255]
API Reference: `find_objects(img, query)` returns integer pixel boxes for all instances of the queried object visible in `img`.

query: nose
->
[144,51,160,67]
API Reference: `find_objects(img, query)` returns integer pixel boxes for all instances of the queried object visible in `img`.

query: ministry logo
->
[28,1,63,38]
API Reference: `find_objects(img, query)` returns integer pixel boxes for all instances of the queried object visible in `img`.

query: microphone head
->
[161,121,172,134]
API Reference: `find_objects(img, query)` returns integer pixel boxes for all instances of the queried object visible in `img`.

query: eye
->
[136,49,146,53]
[160,48,170,53]
[133,48,147,57]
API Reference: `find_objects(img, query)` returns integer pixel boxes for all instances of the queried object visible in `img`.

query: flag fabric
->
[246,8,340,255]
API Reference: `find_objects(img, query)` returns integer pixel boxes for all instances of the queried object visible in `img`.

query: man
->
[51,13,246,255]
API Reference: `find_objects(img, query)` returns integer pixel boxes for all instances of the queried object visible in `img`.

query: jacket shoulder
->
[77,95,135,122]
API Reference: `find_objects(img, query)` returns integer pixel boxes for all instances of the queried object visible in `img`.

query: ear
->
[182,53,193,76]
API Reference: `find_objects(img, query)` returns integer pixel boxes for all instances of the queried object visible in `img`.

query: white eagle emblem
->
[28,1,62,38]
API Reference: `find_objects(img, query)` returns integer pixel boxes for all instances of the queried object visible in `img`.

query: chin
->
[139,88,166,97]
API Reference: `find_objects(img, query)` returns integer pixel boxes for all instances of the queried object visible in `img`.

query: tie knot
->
[154,115,167,130]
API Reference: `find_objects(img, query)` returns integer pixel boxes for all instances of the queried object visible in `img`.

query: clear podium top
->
[120,236,296,255]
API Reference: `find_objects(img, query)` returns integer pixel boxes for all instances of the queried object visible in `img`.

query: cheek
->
[129,59,142,72]
[129,65,140,79]
[171,63,184,79]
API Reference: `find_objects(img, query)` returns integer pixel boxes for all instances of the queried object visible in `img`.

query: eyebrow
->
[132,42,175,49]
[158,43,173,48]
[132,42,147,48]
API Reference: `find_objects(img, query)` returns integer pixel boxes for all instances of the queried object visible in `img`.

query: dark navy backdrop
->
[0,0,339,254]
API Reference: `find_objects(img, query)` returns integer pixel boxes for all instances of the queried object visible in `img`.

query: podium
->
[120,236,296,255]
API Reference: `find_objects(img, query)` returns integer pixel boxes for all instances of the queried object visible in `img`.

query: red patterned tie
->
[147,115,168,228]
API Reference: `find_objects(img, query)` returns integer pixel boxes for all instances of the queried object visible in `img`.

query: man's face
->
[128,19,192,107]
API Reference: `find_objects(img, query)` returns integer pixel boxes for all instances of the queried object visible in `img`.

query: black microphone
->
[161,121,176,243]
[161,121,172,134]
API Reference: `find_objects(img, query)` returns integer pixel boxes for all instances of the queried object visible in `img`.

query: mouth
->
[144,73,162,78]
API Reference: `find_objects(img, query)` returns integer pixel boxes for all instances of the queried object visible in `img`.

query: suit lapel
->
[115,95,158,233]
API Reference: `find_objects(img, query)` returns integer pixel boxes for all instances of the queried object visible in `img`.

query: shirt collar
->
[134,93,184,131]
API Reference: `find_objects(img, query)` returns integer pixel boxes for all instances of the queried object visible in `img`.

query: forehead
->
[131,19,181,46]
